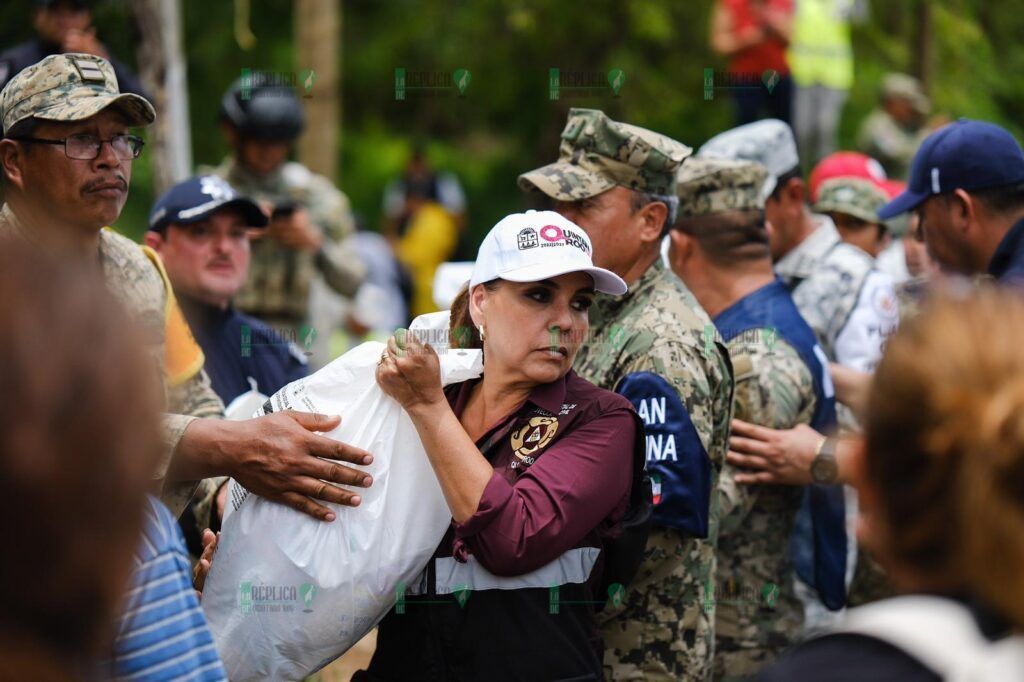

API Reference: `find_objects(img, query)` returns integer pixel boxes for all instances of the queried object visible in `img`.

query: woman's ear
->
[468,283,487,327]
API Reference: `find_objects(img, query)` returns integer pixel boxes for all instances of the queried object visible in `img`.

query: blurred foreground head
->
[0,239,162,676]
[862,286,1024,629]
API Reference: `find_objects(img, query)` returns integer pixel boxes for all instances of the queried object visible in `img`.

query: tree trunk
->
[130,0,191,195]
[295,0,340,183]
[913,0,932,93]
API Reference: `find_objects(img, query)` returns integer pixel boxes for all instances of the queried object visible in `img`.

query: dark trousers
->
[733,73,794,125]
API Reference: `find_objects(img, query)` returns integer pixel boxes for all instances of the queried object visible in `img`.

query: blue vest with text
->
[714,279,847,610]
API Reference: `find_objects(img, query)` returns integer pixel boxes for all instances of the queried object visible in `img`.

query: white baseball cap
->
[469,210,627,295]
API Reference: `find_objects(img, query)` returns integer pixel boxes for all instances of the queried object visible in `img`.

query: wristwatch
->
[810,435,839,485]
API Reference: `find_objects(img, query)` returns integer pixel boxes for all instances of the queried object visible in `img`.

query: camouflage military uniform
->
[520,109,735,681]
[674,158,819,678]
[204,157,365,327]
[579,261,734,681]
[715,338,813,679]
[856,74,931,179]
[776,217,898,374]
[698,121,900,375]
[0,54,223,520]
[856,111,929,180]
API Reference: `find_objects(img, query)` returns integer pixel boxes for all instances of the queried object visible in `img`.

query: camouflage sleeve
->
[858,113,919,167]
[601,337,733,681]
[160,369,225,519]
[191,475,229,533]
[718,338,815,535]
[307,175,367,298]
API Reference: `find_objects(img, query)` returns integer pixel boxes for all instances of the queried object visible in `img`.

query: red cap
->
[809,152,888,202]
[878,179,906,200]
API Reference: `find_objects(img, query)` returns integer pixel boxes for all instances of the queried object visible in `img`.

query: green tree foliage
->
[1,0,1021,247]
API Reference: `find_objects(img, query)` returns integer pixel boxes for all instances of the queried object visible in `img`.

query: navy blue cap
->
[148,175,268,232]
[879,119,1024,220]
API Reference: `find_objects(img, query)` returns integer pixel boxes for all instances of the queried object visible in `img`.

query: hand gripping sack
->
[202,312,480,681]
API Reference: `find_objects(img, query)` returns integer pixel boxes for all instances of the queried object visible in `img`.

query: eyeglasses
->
[11,133,145,160]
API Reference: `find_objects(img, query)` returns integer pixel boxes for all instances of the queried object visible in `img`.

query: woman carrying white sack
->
[358,210,646,681]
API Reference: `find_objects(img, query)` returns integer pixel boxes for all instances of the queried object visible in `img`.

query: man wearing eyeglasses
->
[0,54,374,527]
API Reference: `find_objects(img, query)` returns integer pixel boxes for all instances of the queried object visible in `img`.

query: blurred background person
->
[0,0,147,97]
[392,179,460,318]
[813,176,892,258]
[381,142,467,237]
[856,73,932,179]
[0,241,162,679]
[710,0,795,125]
[208,75,366,368]
[338,214,413,350]
[789,0,864,167]
[760,287,1024,681]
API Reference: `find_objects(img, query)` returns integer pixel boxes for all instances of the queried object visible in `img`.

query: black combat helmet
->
[219,74,305,141]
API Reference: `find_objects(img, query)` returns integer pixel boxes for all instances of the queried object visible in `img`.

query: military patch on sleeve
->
[71,56,106,84]
[616,371,711,537]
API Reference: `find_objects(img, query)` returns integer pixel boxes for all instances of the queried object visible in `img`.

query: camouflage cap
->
[676,157,770,218]
[814,177,889,224]
[518,108,692,200]
[882,73,930,115]
[697,119,799,181]
[1,53,154,136]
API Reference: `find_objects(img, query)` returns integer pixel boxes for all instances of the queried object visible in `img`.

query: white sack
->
[203,312,479,680]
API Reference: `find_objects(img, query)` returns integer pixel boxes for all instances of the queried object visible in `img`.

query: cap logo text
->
[538,224,591,255]
[517,227,538,250]
[540,225,564,242]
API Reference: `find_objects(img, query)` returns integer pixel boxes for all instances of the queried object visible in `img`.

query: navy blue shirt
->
[987,216,1024,286]
[178,294,308,405]
[0,39,148,99]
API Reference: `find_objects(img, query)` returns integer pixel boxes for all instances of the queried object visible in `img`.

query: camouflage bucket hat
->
[518,108,692,200]
[814,177,889,224]
[1,53,154,136]
[676,157,769,218]
[882,73,930,116]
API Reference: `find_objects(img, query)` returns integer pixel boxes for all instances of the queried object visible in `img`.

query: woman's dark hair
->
[0,238,163,672]
[448,280,499,349]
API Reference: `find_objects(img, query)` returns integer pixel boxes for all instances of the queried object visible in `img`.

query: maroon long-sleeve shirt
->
[364,369,644,681]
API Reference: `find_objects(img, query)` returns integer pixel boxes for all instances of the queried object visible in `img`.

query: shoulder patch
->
[616,371,711,537]
[281,161,313,187]
[730,352,756,382]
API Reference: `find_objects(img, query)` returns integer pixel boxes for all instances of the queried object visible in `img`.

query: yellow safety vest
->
[788,0,854,90]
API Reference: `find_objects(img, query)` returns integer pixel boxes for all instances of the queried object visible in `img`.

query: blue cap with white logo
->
[148,175,269,232]
[879,119,1024,220]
